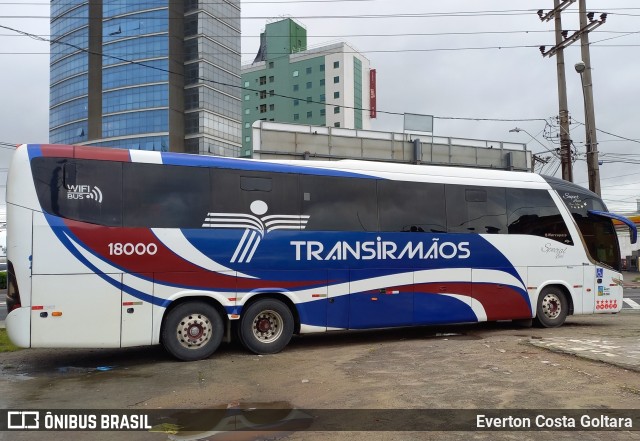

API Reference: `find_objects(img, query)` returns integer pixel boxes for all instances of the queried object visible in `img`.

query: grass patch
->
[0,328,21,352]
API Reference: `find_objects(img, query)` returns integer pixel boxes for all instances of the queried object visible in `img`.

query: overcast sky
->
[0,0,638,212]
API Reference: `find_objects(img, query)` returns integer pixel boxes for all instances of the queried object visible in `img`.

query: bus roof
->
[26,143,551,189]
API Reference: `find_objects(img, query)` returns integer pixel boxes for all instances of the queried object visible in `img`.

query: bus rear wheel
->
[162,301,224,361]
[240,299,294,355]
[534,287,568,328]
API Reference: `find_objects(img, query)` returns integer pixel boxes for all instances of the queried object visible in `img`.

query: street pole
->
[554,0,573,182]
[579,0,601,195]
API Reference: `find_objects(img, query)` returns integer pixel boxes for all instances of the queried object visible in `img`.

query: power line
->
[0,45,545,55]
[0,10,577,20]
[8,0,378,4]
[0,23,548,125]
[571,118,640,146]
[0,30,563,38]
[8,44,640,56]
[591,30,640,45]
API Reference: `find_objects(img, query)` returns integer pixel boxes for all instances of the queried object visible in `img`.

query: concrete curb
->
[528,335,640,373]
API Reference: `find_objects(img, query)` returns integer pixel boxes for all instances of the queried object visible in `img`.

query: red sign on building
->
[369,69,377,119]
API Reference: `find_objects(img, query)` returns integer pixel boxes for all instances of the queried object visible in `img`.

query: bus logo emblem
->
[202,200,310,263]
[66,185,103,203]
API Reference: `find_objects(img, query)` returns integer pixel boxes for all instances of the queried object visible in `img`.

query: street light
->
[509,128,557,155]
[509,127,555,173]
[575,60,601,195]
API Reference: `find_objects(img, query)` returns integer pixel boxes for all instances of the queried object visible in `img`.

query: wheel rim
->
[541,292,562,320]
[176,313,213,350]
[251,309,284,344]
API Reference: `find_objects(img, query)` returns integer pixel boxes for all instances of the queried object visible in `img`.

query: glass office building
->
[50,0,242,156]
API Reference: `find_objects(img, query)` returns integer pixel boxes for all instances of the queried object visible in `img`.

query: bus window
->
[211,169,299,218]
[506,188,573,245]
[123,163,209,228]
[446,185,507,234]
[547,180,620,270]
[31,157,123,226]
[378,180,446,233]
[301,175,377,231]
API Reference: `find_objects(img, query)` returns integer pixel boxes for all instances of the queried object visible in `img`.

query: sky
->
[0,0,639,212]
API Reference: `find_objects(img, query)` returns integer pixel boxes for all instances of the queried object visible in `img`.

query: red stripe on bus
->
[64,219,316,291]
[39,144,74,158]
[74,145,130,162]
[414,282,531,321]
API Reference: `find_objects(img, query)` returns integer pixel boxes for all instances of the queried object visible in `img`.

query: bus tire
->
[232,320,247,349]
[534,286,568,328]
[162,301,224,361]
[240,298,294,355]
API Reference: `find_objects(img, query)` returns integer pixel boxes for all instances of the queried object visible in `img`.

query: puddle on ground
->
[1,372,35,382]
[152,401,313,441]
[432,333,483,341]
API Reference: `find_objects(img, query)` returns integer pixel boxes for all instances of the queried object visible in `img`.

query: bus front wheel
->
[534,287,568,328]
[162,301,224,361]
[240,298,294,355]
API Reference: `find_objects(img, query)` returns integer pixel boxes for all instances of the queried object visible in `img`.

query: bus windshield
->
[549,180,620,270]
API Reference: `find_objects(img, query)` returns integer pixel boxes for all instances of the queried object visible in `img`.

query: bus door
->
[348,269,413,329]
[121,273,153,346]
[31,212,122,347]
[582,266,597,314]
[327,269,349,329]
[584,266,623,314]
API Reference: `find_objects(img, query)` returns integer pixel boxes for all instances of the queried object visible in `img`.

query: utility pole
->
[553,2,573,183]
[579,0,602,196]
[538,0,575,182]
[539,0,606,190]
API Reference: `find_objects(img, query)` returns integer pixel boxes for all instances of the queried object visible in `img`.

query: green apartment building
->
[241,19,374,157]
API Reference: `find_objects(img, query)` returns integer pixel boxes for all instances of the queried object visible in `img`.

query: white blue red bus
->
[5,144,637,360]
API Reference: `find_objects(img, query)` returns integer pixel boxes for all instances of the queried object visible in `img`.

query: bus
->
[5,144,637,361]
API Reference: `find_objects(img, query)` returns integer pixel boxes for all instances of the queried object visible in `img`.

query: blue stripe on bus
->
[296,287,480,329]
[27,144,42,160]
[159,152,375,178]
[25,144,373,179]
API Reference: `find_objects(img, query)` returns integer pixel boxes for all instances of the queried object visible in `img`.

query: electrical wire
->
[0,23,550,123]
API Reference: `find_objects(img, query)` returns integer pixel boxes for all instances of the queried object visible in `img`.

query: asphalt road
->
[623,287,640,310]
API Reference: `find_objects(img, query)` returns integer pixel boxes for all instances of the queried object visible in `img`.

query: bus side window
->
[446,185,507,234]
[123,163,209,228]
[31,157,123,227]
[211,169,299,219]
[378,180,446,233]
[506,188,573,245]
[301,175,377,232]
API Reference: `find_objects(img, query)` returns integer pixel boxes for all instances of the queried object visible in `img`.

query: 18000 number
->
[108,242,158,256]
